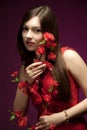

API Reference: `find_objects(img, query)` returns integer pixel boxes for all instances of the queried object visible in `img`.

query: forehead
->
[24,16,41,27]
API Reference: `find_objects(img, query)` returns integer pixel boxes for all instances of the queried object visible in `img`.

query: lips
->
[26,41,35,46]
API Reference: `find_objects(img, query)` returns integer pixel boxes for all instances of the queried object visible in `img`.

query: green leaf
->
[11,77,19,83]
[39,39,46,45]
[9,115,16,121]
[27,128,32,130]
[48,86,54,92]
[15,77,19,82]
[50,46,55,51]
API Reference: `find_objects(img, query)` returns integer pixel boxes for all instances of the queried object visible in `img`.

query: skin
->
[22,16,46,84]
[22,16,43,52]
[13,16,87,130]
[35,50,87,129]
[13,16,46,112]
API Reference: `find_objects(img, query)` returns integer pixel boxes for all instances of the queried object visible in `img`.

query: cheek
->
[35,36,43,48]
[22,31,27,39]
[36,34,43,42]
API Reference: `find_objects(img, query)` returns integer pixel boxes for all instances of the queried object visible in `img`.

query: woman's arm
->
[35,50,87,129]
[62,49,87,118]
[36,98,87,130]
[13,62,46,115]
[13,65,29,116]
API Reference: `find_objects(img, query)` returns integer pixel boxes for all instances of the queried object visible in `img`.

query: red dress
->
[29,47,87,130]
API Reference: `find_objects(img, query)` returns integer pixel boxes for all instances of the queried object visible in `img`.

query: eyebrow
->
[23,25,41,29]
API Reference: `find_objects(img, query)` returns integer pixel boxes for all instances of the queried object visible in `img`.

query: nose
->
[26,30,32,39]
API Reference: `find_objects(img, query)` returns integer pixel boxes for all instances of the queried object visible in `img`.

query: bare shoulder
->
[63,49,85,65]
[62,49,87,96]
[19,64,25,81]
[63,49,81,61]
[62,49,87,71]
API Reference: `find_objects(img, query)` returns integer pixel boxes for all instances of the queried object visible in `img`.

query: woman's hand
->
[25,62,46,84]
[35,112,65,130]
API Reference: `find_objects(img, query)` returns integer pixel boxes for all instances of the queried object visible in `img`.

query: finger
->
[35,64,46,70]
[31,65,46,74]
[26,62,42,70]
[42,127,49,130]
[36,121,43,126]
[36,117,44,126]
[26,68,43,78]
[35,125,46,130]
[29,64,46,73]
[32,70,44,79]
[35,123,49,130]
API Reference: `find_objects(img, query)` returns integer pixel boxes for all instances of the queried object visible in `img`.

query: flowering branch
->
[35,32,57,71]
[11,71,19,83]
[9,32,59,130]
[9,110,28,127]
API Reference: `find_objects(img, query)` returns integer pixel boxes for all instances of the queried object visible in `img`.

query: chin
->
[26,47,35,52]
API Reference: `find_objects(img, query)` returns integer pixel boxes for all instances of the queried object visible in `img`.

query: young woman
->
[13,5,87,130]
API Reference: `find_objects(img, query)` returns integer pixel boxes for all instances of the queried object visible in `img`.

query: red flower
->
[11,71,18,77]
[30,90,42,105]
[29,82,42,105]
[48,80,59,96]
[18,81,28,94]
[33,59,40,62]
[41,108,51,115]
[31,126,36,130]
[28,126,36,130]
[30,88,37,94]
[11,70,19,82]
[29,82,38,93]
[34,94,42,105]
[18,116,28,127]
[43,61,54,71]
[43,32,55,42]
[52,89,58,97]
[48,52,56,61]
[14,111,22,118]
[36,46,45,55]
[50,124,56,130]
[42,94,52,103]
[10,32,58,129]
[46,42,57,49]
[18,81,28,89]
[53,80,59,87]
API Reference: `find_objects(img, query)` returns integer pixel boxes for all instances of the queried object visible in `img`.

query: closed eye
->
[22,26,28,32]
[32,28,42,33]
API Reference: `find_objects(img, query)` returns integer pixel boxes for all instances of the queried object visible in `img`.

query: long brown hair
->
[17,5,70,101]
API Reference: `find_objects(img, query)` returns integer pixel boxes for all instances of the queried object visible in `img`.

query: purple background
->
[1,0,87,130]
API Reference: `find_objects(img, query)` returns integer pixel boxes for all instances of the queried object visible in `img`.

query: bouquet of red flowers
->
[9,32,58,130]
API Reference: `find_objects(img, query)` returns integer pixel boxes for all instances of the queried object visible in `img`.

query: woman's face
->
[22,16,43,52]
